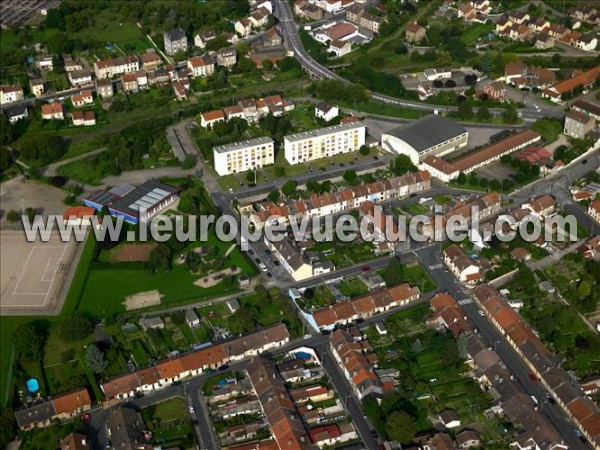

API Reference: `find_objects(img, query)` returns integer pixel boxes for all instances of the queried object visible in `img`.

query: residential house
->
[315,102,339,122]
[4,105,29,124]
[443,245,482,284]
[93,55,139,79]
[188,56,215,78]
[216,47,237,68]
[37,55,54,71]
[71,90,93,107]
[249,7,270,28]
[483,81,506,101]
[63,54,83,72]
[139,317,164,331]
[405,22,426,43]
[542,66,600,103]
[564,109,595,139]
[235,18,253,37]
[121,73,139,93]
[534,33,555,49]
[164,28,188,56]
[67,70,92,87]
[15,388,92,431]
[135,71,148,90]
[140,51,163,71]
[29,78,45,97]
[59,433,90,450]
[0,85,24,105]
[589,199,600,223]
[329,39,352,57]
[295,1,324,20]
[263,27,282,47]
[509,10,530,24]
[106,407,150,449]
[572,99,600,121]
[71,111,96,127]
[329,329,384,400]
[95,79,113,98]
[200,109,225,129]
[456,430,480,449]
[41,102,64,120]
[439,409,461,429]
[521,194,556,218]
[173,80,187,101]
[194,30,217,48]
[573,34,598,51]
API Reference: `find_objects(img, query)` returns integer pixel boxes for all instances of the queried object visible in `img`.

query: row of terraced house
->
[473,284,600,448]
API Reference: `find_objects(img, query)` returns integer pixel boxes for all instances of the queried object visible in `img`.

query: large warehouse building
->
[84,180,178,224]
[381,115,468,164]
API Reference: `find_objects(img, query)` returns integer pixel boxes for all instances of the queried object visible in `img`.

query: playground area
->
[0,231,79,316]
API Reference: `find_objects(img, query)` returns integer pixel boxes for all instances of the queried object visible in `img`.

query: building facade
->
[213,136,275,176]
[284,122,366,165]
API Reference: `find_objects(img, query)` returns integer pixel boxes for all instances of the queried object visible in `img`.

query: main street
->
[271,0,561,121]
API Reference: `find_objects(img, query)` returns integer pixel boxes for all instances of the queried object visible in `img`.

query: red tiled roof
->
[51,388,92,415]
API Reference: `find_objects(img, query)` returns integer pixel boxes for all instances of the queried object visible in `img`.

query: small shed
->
[226,298,240,313]
[185,309,200,328]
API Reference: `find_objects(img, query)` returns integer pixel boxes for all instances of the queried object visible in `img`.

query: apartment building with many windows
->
[284,122,366,165]
[213,136,275,176]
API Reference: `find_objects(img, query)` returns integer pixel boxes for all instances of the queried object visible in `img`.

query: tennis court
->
[0,231,78,315]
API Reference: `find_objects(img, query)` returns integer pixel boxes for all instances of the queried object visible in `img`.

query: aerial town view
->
[0,0,600,449]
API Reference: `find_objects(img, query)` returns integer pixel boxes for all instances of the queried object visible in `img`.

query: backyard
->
[143,397,194,447]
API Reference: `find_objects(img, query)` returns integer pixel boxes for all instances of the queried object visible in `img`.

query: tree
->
[85,344,108,374]
[343,169,359,186]
[268,190,281,203]
[5,210,19,222]
[246,171,257,183]
[0,408,17,449]
[456,172,467,185]
[281,180,297,197]
[480,52,492,74]
[359,145,370,156]
[59,316,94,341]
[19,135,65,165]
[578,281,591,298]
[390,155,417,175]
[0,116,13,146]
[262,59,273,71]
[457,102,474,119]
[24,207,36,223]
[14,324,44,360]
[503,103,519,124]
[385,411,416,443]
[477,105,491,121]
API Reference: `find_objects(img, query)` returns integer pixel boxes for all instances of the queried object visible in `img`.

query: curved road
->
[272,0,563,122]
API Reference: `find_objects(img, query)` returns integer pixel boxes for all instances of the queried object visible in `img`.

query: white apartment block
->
[214,136,275,176]
[93,56,140,79]
[284,122,366,165]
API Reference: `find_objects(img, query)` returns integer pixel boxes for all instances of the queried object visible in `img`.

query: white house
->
[185,310,200,329]
[315,102,339,122]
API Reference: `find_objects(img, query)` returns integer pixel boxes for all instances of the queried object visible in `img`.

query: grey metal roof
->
[213,136,274,154]
[284,122,365,143]
[383,115,467,154]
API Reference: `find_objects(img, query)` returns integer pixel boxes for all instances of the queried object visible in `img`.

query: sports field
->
[0,231,78,316]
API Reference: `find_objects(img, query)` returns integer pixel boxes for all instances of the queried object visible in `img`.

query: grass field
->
[460,23,495,45]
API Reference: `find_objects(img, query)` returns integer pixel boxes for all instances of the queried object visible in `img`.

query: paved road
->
[271,0,558,122]
[415,244,592,450]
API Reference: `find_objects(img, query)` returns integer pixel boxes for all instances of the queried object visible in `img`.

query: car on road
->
[254,258,261,264]
[581,159,587,164]
[264,249,271,256]
[361,266,371,272]
[259,263,267,272]
[248,249,254,255]
[219,364,229,371]
[189,405,195,414]
[104,440,111,449]
[478,310,485,316]
[266,272,272,278]
[81,413,90,421]
[321,329,330,335]
[272,260,280,266]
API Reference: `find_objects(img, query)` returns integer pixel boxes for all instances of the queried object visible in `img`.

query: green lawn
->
[76,10,151,53]
[460,23,495,45]
[338,277,369,298]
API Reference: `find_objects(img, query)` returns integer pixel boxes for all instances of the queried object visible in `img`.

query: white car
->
[478,310,485,316]
[189,405,195,414]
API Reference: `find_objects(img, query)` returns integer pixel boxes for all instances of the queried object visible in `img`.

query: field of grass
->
[338,277,369,298]
[76,10,151,53]
[460,23,495,45]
